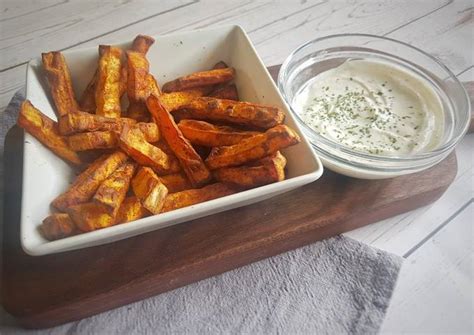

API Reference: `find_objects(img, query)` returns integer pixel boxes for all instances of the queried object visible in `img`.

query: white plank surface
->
[0,0,473,333]
[380,202,474,334]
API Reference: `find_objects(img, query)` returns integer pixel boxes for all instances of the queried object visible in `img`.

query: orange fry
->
[58,110,136,135]
[67,122,158,151]
[119,124,179,174]
[93,162,136,214]
[95,45,123,118]
[162,68,235,93]
[40,213,78,241]
[178,120,259,147]
[80,35,155,113]
[126,51,152,102]
[67,130,118,151]
[159,173,192,193]
[161,183,239,212]
[147,94,211,187]
[209,61,238,100]
[131,167,168,214]
[127,102,149,122]
[160,89,206,112]
[126,51,156,121]
[67,202,115,232]
[52,151,128,211]
[210,84,239,100]
[178,97,285,129]
[115,196,150,224]
[120,35,157,97]
[17,100,81,165]
[79,69,98,113]
[131,34,155,54]
[214,152,287,188]
[136,122,160,142]
[41,51,79,117]
[205,125,300,169]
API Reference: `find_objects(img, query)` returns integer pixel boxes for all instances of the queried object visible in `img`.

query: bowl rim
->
[278,33,471,163]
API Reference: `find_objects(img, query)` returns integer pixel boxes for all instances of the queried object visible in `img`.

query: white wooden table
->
[0,1,472,333]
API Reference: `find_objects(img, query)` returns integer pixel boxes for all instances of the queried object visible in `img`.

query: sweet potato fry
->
[80,35,155,113]
[93,162,136,214]
[17,100,81,165]
[127,102,149,122]
[136,122,160,142]
[79,46,107,113]
[178,97,285,129]
[127,73,162,121]
[68,131,118,151]
[178,120,259,147]
[67,122,158,151]
[79,72,98,113]
[131,167,168,214]
[52,151,128,211]
[126,50,151,102]
[67,202,115,232]
[162,68,235,93]
[119,124,179,174]
[212,61,228,70]
[146,73,161,96]
[205,125,300,169]
[209,84,239,100]
[115,196,150,224]
[42,51,79,117]
[213,152,286,188]
[95,45,123,118]
[161,183,239,212]
[146,95,211,187]
[120,35,157,97]
[208,61,238,99]
[160,90,206,111]
[131,34,155,54]
[152,140,182,173]
[40,213,78,240]
[126,51,155,121]
[58,110,136,135]
[159,173,192,193]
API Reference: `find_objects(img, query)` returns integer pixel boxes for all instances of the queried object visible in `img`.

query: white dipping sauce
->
[293,60,444,155]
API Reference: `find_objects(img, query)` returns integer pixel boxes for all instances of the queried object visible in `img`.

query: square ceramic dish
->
[21,25,323,255]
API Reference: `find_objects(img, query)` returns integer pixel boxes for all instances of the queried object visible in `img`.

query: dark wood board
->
[1,65,459,329]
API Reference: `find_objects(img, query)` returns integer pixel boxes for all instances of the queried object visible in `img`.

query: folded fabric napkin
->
[1,91,402,334]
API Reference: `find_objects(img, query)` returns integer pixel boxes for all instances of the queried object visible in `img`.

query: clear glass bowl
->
[278,34,470,179]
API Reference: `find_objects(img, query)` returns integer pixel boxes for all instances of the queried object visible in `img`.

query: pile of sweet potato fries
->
[17,34,301,241]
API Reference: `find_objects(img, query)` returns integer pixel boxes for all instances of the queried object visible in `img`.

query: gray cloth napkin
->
[0,91,402,335]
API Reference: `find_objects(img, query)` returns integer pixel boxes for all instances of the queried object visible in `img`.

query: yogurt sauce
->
[293,59,444,155]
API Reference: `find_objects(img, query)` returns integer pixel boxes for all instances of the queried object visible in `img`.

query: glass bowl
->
[278,34,470,179]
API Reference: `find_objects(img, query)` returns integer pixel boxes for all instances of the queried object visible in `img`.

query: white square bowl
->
[21,25,323,256]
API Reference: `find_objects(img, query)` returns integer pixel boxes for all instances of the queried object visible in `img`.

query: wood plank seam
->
[382,0,453,36]
[162,1,257,34]
[458,65,474,77]
[0,0,68,24]
[403,198,474,258]
[245,1,327,34]
[0,1,199,73]
[367,211,415,244]
[252,1,449,47]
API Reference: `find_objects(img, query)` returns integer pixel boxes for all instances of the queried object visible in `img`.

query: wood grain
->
[1,65,458,329]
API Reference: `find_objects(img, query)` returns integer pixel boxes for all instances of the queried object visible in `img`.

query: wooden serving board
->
[1,66,459,329]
